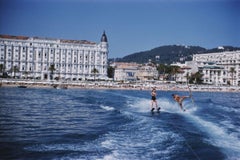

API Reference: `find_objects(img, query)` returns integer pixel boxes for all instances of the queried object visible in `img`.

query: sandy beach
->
[1,79,239,93]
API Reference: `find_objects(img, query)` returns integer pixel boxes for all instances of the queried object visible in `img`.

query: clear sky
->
[0,0,239,58]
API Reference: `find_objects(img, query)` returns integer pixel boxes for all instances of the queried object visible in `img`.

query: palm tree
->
[170,66,180,82]
[91,68,99,81]
[107,66,115,79]
[189,72,203,84]
[157,64,167,80]
[229,67,236,86]
[23,71,29,79]
[10,65,19,78]
[186,72,190,84]
[48,64,56,80]
[0,64,4,76]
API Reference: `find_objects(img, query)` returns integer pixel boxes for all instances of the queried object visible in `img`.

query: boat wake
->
[129,97,240,159]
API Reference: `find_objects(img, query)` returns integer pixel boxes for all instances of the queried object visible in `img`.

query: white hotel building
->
[193,50,240,86]
[0,32,108,80]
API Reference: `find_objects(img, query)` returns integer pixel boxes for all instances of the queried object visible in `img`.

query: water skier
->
[172,94,191,111]
[151,88,160,112]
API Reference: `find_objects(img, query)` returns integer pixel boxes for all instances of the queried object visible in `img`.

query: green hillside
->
[112,45,240,64]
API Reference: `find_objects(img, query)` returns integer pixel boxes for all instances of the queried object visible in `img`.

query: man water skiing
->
[172,94,191,111]
[151,88,160,112]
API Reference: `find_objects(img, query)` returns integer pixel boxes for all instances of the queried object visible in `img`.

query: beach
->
[1,79,239,92]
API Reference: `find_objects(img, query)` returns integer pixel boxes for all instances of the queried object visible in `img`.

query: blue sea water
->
[0,87,240,160]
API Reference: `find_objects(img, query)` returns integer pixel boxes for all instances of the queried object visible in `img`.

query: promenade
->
[1,79,239,93]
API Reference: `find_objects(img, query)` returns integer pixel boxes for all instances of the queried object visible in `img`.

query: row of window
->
[1,41,98,50]
[1,53,105,62]
[0,44,104,54]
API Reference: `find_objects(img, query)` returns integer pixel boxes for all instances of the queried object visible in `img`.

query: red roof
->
[0,35,29,40]
[0,34,96,45]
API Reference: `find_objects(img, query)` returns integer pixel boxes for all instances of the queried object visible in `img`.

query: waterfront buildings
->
[170,50,240,86]
[113,62,139,81]
[193,50,240,86]
[0,32,108,80]
[136,63,159,81]
[113,50,240,86]
[170,61,198,83]
[112,62,158,82]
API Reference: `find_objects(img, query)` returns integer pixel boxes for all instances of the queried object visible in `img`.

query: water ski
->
[151,107,161,113]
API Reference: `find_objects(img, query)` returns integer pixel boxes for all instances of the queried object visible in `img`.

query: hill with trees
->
[112,45,240,64]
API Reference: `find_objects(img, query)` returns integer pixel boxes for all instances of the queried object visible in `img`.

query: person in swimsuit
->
[172,94,191,111]
[151,88,160,112]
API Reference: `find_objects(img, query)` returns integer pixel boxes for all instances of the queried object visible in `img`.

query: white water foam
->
[100,129,182,160]
[186,114,240,159]
[100,105,115,111]
[129,97,240,159]
[128,97,197,114]
[98,98,185,160]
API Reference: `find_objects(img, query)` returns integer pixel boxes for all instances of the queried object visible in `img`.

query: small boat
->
[18,85,27,88]
[53,84,68,89]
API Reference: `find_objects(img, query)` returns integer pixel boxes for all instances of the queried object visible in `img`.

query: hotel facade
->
[193,50,240,86]
[112,62,158,82]
[0,32,108,80]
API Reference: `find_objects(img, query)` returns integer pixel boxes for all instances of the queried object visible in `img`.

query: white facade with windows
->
[113,62,158,82]
[193,50,240,86]
[0,32,108,80]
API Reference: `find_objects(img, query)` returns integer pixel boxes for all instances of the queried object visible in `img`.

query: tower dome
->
[101,31,108,42]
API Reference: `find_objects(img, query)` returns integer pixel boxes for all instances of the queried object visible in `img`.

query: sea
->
[0,87,240,160]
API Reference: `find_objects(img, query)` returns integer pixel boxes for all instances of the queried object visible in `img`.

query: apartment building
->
[0,32,108,80]
[193,50,240,86]
[113,62,158,81]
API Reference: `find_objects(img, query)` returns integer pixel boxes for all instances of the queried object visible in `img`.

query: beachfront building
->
[198,62,226,85]
[170,61,198,83]
[113,62,158,82]
[0,32,108,80]
[193,50,240,86]
[135,63,158,81]
[113,62,139,81]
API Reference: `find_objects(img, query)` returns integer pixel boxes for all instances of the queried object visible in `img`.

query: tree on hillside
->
[119,45,207,64]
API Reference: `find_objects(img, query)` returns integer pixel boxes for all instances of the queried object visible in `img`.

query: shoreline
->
[1,79,240,93]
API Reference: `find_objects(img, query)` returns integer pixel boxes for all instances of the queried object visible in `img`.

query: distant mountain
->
[111,45,240,64]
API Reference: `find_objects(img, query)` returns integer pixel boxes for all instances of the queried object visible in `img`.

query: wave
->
[99,127,182,160]
[100,105,115,111]
[96,97,192,160]
[186,114,240,159]
[128,97,197,115]
[128,96,240,159]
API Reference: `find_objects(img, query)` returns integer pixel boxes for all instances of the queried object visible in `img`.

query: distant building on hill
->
[0,32,108,80]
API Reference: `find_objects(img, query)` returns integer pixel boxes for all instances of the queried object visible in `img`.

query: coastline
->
[1,79,239,93]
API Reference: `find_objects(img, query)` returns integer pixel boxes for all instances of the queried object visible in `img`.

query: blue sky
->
[0,0,239,58]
